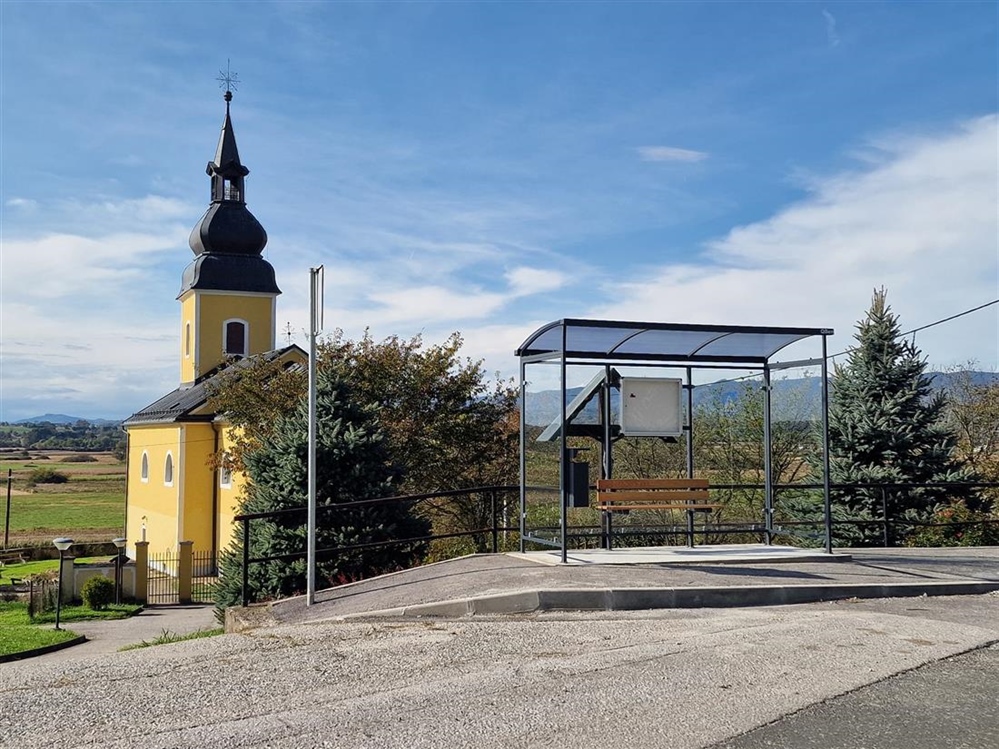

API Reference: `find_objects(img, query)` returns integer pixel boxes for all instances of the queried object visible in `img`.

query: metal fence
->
[146,547,217,605]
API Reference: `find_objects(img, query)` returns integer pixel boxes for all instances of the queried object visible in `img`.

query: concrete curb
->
[0,635,87,663]
[332,580,999,620]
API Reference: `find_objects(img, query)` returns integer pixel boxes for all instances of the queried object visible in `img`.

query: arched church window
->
[224,320,248,357]
[164,453,174,486]
[140,452,149,482]
[185,322,191,358]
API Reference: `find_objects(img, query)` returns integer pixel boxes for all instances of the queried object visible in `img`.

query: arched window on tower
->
[185,322,191,358]
[224,319,248,358]
[140,452,149,483]
[164,453,174,486]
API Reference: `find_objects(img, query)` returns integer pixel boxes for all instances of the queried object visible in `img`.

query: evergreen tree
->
[214,367,430,614]
[827,288,975,543]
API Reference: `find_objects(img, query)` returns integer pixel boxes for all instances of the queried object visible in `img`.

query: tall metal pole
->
[306,266,324,606]
[821,334,833,555]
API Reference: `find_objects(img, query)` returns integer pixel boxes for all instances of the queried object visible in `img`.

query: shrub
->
[26,467,69,486]
[62,454,97,463]
[908,500,999,547]
[81,575,115,610]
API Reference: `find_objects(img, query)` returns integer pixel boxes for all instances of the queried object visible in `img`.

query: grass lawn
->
[0,452,125,545]
[0,556,118,582]
[0,603,78,656]
[0,601,142,657]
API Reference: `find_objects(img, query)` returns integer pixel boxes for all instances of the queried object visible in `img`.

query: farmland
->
[0,451,124,546]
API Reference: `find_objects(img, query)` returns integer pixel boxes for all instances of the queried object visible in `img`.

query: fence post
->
[178,541,193,604]
[133,541,149,604]
[881,487,890,548]
[491,491,498,554]
[241,517,250,608]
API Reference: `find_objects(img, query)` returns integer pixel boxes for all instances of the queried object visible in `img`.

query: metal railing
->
[233,485,520,607]
[232,480,997,607]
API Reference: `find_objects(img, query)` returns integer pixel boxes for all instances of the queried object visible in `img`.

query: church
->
[123,90,305,559]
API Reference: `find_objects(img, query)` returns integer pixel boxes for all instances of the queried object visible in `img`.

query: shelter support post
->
[685,366,695,547]
[762,365,774,546]
[519,360,527,554]
[821,334,833,554]
[559,324,568,564]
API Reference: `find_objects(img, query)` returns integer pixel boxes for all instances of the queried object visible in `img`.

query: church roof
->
[124,345,306,426]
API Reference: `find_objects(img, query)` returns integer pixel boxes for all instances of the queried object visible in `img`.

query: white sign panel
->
[619,377,683,437]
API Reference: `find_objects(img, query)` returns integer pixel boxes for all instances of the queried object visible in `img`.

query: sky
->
[1,1,997,422]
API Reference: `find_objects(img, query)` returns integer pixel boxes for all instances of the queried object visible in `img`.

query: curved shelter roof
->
[516,318,832,364]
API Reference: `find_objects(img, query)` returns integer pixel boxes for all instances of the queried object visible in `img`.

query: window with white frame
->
[140,451,149,482]
[220,458,232,489]
[224,319,248,357]
[164,452,174,486]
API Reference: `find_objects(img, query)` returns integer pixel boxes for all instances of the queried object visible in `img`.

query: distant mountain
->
[13,414,120,426]
[525,370,998,427]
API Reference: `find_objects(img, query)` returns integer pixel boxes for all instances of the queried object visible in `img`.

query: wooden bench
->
[0,549,28,566]
[595,478,721,550]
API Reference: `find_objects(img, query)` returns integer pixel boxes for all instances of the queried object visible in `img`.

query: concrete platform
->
[513,543,849,566]
[229,546,999,631]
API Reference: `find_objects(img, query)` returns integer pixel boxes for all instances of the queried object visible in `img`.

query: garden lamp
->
[52,537,73,630]
[112,537,127,605]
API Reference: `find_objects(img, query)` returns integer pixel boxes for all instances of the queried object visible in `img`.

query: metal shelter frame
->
[515,318,835,563]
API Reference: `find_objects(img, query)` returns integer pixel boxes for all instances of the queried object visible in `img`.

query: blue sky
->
[1,1,997,421]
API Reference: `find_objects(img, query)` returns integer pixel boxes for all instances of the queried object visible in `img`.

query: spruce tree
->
[215,366,430,614]
[828,288,974,543]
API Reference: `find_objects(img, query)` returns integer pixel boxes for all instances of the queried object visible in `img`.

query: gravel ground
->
[2,595,997,749]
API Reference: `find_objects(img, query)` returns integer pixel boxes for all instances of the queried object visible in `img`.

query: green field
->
[0,451,125,545]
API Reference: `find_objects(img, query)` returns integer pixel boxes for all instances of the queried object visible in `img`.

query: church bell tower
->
[178,89,280,384]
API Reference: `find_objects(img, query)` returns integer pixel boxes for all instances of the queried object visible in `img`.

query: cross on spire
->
[217,59,239,103]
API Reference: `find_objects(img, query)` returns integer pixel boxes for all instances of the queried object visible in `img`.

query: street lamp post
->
[112,537,127,605]
[52,537,73,630]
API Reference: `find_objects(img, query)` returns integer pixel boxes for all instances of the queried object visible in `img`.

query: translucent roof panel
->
[516,318,831,364]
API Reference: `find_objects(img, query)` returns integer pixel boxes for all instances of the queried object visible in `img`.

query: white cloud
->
[594,115,999,370]
[637,146,709,163]
[5,197,38,209]
[506,266,568,297]
[822,9,841,49]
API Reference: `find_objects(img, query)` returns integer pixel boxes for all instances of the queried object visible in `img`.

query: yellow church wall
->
[217,425,249,550]
[125,425,182,557]
[179,422,217,552]
[180,291,276,382]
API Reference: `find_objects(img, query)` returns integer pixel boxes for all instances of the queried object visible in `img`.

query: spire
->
[187,84,269,259]
[182,75,279,297]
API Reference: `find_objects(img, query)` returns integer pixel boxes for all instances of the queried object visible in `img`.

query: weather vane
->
[217,59,239,101]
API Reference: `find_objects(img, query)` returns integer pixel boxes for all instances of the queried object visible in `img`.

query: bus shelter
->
[515,318,835,562]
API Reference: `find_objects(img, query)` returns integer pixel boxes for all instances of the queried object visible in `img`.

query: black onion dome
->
[180,91,280,296]
[189,203,268,256]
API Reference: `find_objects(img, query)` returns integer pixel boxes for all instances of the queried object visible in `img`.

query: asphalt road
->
[2,593,996,749]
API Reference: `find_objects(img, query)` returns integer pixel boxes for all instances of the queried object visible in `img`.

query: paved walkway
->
[257,546,999,626]
[29,604,219,663]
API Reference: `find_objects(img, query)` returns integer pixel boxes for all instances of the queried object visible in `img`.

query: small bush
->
[25,467,68,487]
[81,575,115,610]
[908,500,999,547]
[62,454,97,463]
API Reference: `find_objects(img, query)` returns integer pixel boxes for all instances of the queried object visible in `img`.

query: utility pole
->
[306,266,324,606]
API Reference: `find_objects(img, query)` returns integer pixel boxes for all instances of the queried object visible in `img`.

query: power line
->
[705,297,999,387]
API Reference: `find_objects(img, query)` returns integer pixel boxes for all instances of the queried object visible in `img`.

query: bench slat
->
[596,490,709,502]
[596,478,709,490]
[595,503,722,511]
